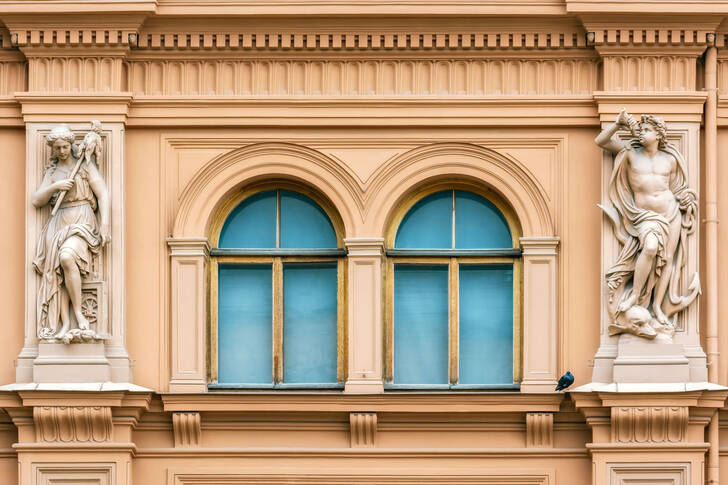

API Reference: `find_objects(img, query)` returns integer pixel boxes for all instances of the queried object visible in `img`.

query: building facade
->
[0,1,728,484]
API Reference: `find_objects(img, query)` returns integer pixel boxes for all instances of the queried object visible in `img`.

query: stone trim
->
[136,31,589,52]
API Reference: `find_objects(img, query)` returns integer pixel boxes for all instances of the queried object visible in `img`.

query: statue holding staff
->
[595,109,700,340]
[32,122,110,342]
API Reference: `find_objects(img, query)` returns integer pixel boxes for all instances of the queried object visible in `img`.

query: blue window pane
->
[280,190,337,249]
[459,265,513,384]
[455,191,512,249]
[218,264,273,384]
[394,265,449,384]
[219,191,277,248]
[395,191,452,249]
[283,264,338,383]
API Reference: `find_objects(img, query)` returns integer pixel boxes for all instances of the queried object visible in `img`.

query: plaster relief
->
[611,406,687,443]
[34,405,112,443]
[32,122,110,344]
[595,109,700,342]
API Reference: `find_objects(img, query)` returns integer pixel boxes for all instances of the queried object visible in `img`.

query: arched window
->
[386,188,521,389]
[210,187,345,388]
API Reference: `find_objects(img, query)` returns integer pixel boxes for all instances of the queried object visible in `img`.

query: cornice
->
[567,1,728,14]
[0,1,157,15]
[135,30,589,52]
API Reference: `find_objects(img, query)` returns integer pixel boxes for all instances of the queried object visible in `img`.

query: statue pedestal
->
[612,337,690,383]
[32,342,110,383]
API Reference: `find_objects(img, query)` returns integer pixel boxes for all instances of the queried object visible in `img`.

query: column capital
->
[343,237,385,256]
[520,236,560,255]
[167,237,210,258]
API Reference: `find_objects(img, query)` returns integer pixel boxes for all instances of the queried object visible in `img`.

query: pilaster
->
[343,238,385,394]
[167,238,210,393]
[519,236,560,393]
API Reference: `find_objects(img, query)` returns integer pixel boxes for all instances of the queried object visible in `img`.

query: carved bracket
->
[34,406,112,442]
[172,412,201,448]
[349,412,377,448]
[611,406,688,443]
[526,412,553,448]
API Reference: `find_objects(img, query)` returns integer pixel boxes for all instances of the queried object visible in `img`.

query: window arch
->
[209,183,346,389]
[385,185,522,389]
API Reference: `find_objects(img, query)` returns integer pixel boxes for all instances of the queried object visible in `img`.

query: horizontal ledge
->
[209,383,345,390]
[385,384,520,390]
[161,392,563,412]
[211,249,346,257]
[134,446,588,458]
[386,249,521,257]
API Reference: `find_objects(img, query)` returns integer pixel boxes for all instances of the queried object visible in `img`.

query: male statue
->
[32,122,110,342]
[595,109,700,340]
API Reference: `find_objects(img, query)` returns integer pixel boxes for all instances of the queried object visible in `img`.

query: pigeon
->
[554,371,574,391]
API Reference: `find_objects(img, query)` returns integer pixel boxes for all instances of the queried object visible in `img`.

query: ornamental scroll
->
[595,109,701,342]
[32,122,111,344]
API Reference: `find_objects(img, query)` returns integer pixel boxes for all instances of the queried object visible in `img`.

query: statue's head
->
[45,124,76,163]
[639,114,668,148]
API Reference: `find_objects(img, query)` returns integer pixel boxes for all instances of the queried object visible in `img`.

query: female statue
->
[32,123,110,341]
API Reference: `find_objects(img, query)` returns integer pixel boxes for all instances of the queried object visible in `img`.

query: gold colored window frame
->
[208,183,347,387]
[383,184,523,387]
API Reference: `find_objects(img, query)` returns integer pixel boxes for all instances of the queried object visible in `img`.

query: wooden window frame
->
[383,184,523,390]
[208,183,348,389]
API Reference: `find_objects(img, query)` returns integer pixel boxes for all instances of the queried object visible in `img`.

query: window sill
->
[161,390,564,413]
[208,383,345,390]
[384,383,520,391]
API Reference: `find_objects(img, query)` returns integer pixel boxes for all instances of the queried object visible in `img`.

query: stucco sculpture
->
[32,122,110,344]
[595,109,701,342]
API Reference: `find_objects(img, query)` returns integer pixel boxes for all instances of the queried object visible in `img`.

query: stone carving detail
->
[172,412,201,448]
[349,412,377,448]
[34,406,112,442]
[526,412,553,448]
[611,406,687,443]
[595,109,700,341]
[32,122,111,343]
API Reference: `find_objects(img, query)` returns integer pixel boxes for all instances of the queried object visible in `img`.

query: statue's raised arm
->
[594,108,635,155]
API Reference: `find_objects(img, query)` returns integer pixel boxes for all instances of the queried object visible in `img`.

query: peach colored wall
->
[3,3,728,485]
[0,128,26,383]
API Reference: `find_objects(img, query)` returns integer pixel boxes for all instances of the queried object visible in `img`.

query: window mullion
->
[273,256,283,383]
[449,257,459,386]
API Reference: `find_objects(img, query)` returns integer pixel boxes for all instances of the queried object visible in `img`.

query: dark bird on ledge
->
[555,371,574,391]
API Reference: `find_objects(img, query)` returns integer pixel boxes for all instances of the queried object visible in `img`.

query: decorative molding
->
[601,55,698,92]
[27,56,126,93]
[33,406,113,442]
[526,412,553,448]
[167,469,554,485]
[611,406,688,443]
[32,462,115,485]
[172,412,201,447]
[126,58,598,98]
[349,412,377,448]
[606,462,689,485]
[161,392,564,413]
[8,29,136,48]
[137,31,588,51]
[588,28,711,47]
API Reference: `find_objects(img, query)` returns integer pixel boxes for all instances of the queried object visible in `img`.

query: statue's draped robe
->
[33,160,101,336]
[606,142,697,316]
